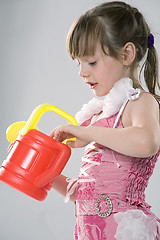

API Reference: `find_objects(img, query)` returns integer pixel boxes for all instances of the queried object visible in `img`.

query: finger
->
[49,129,56,138]
[49,127,61,139]
[66,140,76,148]
[50,126,66,140]
[56,133,72,143]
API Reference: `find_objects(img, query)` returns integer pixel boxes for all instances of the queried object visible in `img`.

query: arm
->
[85,125,159,157]
[87,93,160,157]
[50,93,160,158]
[52,174,77,202]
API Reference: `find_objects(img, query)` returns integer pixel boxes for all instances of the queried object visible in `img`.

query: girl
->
[50,1,160,239]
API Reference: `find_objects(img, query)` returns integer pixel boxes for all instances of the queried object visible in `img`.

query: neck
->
[129,67,144,90]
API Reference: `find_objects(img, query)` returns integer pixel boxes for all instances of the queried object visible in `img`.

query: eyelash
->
[88,61,96,66]
[76,61,96,67]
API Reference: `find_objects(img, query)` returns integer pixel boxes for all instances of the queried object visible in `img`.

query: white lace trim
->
[79,150,101,183]
[64,178,78,203]
[64,147,101,203]
[75,77,140,125]
[114,209,157,240]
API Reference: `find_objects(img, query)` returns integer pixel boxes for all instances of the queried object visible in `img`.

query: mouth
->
[86,82,98,89]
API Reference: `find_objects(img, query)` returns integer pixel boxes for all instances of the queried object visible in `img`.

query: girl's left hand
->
[49,125,91,148]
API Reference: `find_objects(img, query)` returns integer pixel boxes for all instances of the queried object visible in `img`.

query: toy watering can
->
[0,104,78,201]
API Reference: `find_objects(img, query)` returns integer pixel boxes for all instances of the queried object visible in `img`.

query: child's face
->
[77,43,127,97]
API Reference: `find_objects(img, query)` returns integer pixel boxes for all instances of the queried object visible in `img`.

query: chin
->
[94,91,109,97]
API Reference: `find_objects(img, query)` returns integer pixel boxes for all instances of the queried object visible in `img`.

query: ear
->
[122,42,136,66]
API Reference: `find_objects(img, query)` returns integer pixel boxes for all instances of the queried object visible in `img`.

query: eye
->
[88,61,96,66]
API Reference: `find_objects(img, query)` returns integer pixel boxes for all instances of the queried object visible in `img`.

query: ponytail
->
[143,46,160,100]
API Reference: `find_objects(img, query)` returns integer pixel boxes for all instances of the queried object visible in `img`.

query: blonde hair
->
[67,1,160,99]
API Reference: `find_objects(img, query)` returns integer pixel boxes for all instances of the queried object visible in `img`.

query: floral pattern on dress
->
[114,209,158,240]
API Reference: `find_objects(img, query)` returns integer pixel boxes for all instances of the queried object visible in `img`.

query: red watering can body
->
[0,104,78,201]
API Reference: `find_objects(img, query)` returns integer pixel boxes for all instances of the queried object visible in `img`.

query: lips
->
[86,82,98,89]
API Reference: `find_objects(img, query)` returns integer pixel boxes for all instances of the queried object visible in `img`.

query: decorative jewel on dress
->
[95,195,113,218]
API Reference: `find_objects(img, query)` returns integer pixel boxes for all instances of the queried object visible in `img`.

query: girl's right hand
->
[49,125,91,148]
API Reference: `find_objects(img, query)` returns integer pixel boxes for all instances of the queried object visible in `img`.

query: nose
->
[79,64,90,78]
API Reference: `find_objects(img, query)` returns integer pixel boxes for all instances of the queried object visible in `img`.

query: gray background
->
[0,0,160,239]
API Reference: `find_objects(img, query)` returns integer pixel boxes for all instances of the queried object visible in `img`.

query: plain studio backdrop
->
[0,0,160,239]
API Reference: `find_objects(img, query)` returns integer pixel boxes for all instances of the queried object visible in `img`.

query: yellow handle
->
[6,103,78,143]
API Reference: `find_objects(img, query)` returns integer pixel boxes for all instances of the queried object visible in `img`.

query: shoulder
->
[122,92,160,128]
[129,92,159,112]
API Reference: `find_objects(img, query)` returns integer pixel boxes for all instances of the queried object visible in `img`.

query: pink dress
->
[65,78,160,240]
[74,111,160,240]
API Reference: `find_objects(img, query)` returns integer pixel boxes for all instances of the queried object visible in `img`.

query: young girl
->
[50,1,160,239]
